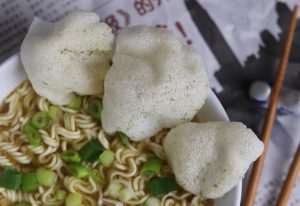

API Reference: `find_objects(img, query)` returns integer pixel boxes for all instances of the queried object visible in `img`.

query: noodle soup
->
[0,81,212,206]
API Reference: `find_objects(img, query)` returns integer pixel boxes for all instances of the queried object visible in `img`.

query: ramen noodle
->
[0,81,211,206]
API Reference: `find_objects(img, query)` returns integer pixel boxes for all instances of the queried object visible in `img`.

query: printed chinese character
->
[104,15,121,33]
[134,0,154,16]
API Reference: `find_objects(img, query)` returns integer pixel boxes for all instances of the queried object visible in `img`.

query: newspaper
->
[0,0,300,205]
[0,0,92,63]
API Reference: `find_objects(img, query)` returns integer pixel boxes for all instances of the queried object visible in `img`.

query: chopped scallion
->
[118,188,134,202]
[66,193,82,206]
[66,96,82,110]
[55,189,67,200]
[146,197,161,206]
[36,167,57,187]
[78,139,105,163]
[116,132,130,144]
[141,157,162,177]
[106,183,123,199]
[99,150,114,167]
[0,166,22,190]
[31,112,49,129]
[61,150,81,163]
[89,169,104,185]
[21,172,38,192]
[48,105,62,122]
[23,124,42,147]
[147,177,178,196]
[87,98,103,121]
[66,163,89,178]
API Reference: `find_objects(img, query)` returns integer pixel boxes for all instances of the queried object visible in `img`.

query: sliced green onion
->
[13,202,31,206]
[116,132,130,144]
[89,169,104,185]
[21,172,38,192]
[66,163,89,178]
[0,166,22,190]
[78,139,105,163]
[141,157,162,177]
[66,96,82,110]
[31,112,49,129]
[48,105,62,122]
[66,193,82,206]
[146,197,160,206]
[61,150,81,163]
[87,98,103,121]
[36,167,57,187]
[23,124,42,147]
[147,177,178,196]
[55,189,67,200]
[99,150,114,167]
[119,188,134,202]
[106,183,123,199]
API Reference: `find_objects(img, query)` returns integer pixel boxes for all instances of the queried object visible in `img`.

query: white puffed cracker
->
[163,121,264,199]
[20,11,113,105]
[101,26,208,141]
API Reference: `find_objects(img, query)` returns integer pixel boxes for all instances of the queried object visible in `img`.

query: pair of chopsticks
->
[244,5,300,206]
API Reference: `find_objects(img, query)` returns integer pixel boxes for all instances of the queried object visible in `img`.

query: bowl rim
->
[0,54,242,206]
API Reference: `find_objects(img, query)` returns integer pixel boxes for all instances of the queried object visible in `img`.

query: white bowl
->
[0,54,242,206]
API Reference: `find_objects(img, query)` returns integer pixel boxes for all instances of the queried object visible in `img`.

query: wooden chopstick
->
[276,144,300,206]
[244,5,298,206]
